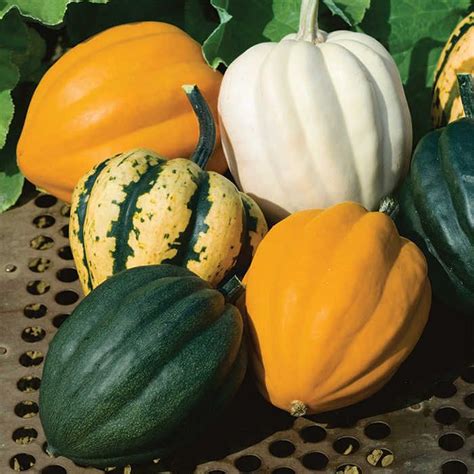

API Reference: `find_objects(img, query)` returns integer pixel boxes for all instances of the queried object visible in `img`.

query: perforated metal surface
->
[1,193,473,474]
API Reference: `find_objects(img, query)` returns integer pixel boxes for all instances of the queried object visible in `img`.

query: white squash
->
[218,0,412,222]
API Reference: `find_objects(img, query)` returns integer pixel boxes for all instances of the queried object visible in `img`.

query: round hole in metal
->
[14,401,39,419]
[272,469,295,474]
[19,351,44,367]
[33,215,55,229]
[57,246,73,260]
[461,366,474,384]
[41,467,67,474]
[366,448,394,467]
[56,268,78,282]
[441,460,468,474]
[434,407,460,425]
[55,290,79,305]
[469,420,474,434]
[269,440,295,458]
[28,257,51,273]
[5,263,17,272]
[464,393,474,409]
[12,427,38,445]
[300,425,327,443]
[207,471,226,474]
[59,224,69,238]
[52,314,70,328]
[438,433,464,451]
[30,235,54,250]
[35,195,57,208]
[60,204,70,217]
[234,455,262,472]
[336,464,362,474]
[333,437,360,455]
[9,453,35,471]
[23,303,47,319]
[26,280,50,295]
[301,452,328,470]
[364,421,391,440]
[0,346,7,355]
[21,326,46,343]
[17,376,41,393]
[433,381,457,398]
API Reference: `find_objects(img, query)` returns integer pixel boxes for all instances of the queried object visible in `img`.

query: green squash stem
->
[457,73,474,119]
[295,0,326,44]
[218,275,245,304]
[379,196,399,220]
[182,84,216,169]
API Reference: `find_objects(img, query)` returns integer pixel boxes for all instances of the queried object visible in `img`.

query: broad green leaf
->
[0,0,109,26]
[0,85,31,213]
[203,0,353,68]
[12,27,47,82]
[0,11,27,149]
[66,0,218,45]
[360,0,471,142]
[330,0,371,26]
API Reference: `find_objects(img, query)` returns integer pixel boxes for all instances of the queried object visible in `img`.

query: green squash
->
[39,264,247,467]
[397,74,474,314]
[70,85,267,295]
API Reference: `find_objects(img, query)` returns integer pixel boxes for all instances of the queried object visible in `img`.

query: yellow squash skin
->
[432,13,474,127]
[244,202,431,415]
[17,22,225,202]
[70,150,267,294]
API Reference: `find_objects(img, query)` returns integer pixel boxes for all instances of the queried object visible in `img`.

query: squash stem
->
[219,275,245,304]
[295,0,325,43]
[182,84,216,169]
[457,74,474,119]
[379,196,399,220]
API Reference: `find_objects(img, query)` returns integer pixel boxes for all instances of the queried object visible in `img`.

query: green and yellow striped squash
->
[70,86,268,294]
[432,12,474,127]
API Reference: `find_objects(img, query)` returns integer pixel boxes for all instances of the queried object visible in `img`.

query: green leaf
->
[0,10,27,149]
[12,27,47,82]
[203,0,359,68]
[323,0,371,25]
[0,0,109,26]
[0,85,31,213]
[360,0,471,143]
[0,125,24,213]
[65,0,218,45]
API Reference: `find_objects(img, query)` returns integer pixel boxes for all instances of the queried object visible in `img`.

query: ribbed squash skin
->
[432,13,474,127]
[17,22,225,202]
[397,118,474,314]
[244,202,431,415]
[39,264,247,467]
[70,150,267,294]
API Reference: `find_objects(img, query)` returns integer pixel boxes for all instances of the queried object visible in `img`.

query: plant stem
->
[218,275,245,304]
[457,73,474,119]
[379,196,399,220]
[295,0,325,43]
[182,84,216,169]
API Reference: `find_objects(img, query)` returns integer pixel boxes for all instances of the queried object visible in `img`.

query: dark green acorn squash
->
[39,264,247,467]
[397,74,474,314]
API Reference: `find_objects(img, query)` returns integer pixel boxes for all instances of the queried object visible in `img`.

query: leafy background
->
[0,0,471,212]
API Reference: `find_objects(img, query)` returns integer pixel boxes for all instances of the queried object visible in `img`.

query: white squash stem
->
[295,0,326,43]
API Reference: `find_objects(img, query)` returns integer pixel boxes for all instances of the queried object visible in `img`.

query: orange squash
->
[17,22,225,202]
[244,201,431,416]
